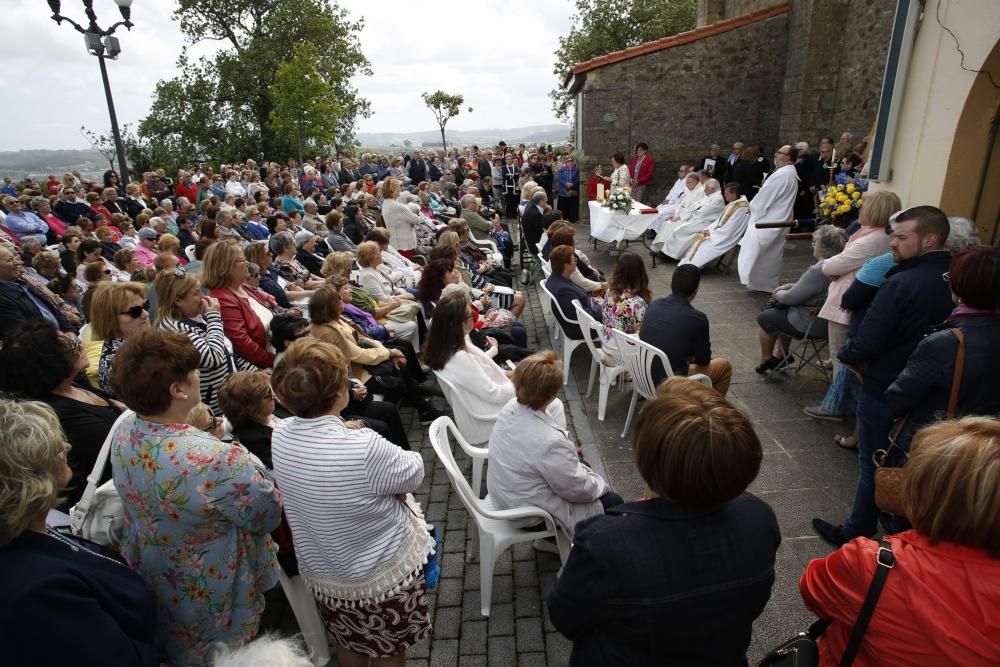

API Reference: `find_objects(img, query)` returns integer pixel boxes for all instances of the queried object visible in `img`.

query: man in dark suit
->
[545,245,601,341]
[338,159,360,185]
[407,151,428,183]
[639,265,731,396]
[521,189,548,256]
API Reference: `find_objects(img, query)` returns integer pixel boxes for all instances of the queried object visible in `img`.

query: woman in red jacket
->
[202,239,275,369]
[800,416,1000,666]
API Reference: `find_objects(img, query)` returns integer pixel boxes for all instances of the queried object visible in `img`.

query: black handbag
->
[758,540,895,667]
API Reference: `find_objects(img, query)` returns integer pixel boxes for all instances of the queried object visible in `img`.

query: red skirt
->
[316,574,431,658]
[398,249,415,259]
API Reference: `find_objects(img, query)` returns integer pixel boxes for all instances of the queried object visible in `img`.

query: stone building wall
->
[576,12,791,208]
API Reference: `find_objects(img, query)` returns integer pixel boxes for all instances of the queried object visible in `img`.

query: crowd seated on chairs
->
[4,141,1000,666]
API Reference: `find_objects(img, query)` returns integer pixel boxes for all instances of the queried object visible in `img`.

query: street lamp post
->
[47,0,134,185]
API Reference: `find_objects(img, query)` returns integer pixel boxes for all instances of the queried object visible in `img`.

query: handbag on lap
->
[69,410,133,548]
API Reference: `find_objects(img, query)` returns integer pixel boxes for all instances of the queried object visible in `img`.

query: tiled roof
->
[564,1,793,84]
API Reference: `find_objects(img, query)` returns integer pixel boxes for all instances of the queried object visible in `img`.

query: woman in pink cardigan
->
[804,192,900,444]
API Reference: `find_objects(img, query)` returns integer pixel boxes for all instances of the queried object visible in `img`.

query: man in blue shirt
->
[639,265,732,397]
[0,245,71,337]
[1,197,49,245]
[1,178,16,196]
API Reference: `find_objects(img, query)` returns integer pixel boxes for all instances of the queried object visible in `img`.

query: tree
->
[139,0,370,166]
[422,91,470,152]
[269,43,343,166]
[551,0,697,122]
[80,125,120,173]
[403,139,413,148]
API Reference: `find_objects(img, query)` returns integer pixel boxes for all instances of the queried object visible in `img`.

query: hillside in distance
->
[358,124,571,148]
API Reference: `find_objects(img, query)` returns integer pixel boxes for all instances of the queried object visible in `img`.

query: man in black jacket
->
[813,206,954,546]
[639,265,732,396]
[521,190,548,256]
[0,245,72,337]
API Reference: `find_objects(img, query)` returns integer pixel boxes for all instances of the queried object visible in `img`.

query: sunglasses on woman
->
[120,300,149,318]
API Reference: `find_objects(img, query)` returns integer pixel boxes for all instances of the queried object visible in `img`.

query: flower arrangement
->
[602,187,633,214]
[819,174,869,221]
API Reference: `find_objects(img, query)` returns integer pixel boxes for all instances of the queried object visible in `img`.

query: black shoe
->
[812,518,852,547]
[419,381,445,398]
[755,356,781,374]
[643,229,656,239]
[419,407,449,425]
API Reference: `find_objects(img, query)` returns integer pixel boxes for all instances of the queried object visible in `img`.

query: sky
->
[0,0,575,151]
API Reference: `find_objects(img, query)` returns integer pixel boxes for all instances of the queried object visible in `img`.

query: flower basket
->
[602,187,633,214]
[818,174,868,226]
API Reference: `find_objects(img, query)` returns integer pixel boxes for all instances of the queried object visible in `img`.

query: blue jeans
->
[843,390,894,538]
[820,367,860,417]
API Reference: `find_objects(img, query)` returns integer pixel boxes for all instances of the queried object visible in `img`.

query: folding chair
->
[771,302,830,380]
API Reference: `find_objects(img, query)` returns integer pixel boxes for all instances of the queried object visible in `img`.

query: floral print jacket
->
[111,417,282,667]
[601,290,647,345]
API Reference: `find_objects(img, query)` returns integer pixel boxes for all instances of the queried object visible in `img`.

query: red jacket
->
[209,287,274,369]
[587,175,610,201]
[175,180,199,203]
[800,531,1000,666]
[629,154,654,186]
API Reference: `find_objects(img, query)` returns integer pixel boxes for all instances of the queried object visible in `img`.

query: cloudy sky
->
[2,0,574,151]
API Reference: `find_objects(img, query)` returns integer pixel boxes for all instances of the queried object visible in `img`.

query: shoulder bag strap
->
[946,328,966,417]
[70,409,134,530]
[839,539,895,667]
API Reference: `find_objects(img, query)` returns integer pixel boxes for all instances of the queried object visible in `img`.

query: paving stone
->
[430,483,451,502]
[443,529,467,554]
[425,501,447,523]
[515,616,545,653]
[512,541,535,561]
[442,552,467,578]
[436,577,464,608]
[514,588,542,618]
[434,606,462,639]
[546,630,574,665]
[458,656,489,667]
[487,602,515,636]
[459,619,488,656]
[463,562,481,591]
[491,574,514,604]
[512,560,538,590]
[487,636,516,667]
[406,659,429,667]
[516,652,547,667]
[429,638,459,667]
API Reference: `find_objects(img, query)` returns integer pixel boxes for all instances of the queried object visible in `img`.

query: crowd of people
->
[0,133,997,667]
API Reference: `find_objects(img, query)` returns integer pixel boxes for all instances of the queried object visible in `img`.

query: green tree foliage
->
[421,91,469,152]
[138,0,370,172]
[550,0,697,122]
[269,43,343,166]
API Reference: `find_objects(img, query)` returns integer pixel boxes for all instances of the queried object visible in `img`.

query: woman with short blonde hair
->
[0,398,159,664]
[90,282,150,398]
[801,416,1000,665]
[203,239,274,368]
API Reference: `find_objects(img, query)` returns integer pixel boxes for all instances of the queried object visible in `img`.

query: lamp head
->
[47,0,61,18]
[115,0,132,23]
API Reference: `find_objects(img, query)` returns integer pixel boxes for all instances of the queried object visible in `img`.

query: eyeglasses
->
[120,300,149,318]
[942,272,950,283]
[64,338,82,355]
[173,266,187,278]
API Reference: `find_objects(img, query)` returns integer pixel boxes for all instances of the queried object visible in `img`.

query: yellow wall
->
[871,0,1000,222]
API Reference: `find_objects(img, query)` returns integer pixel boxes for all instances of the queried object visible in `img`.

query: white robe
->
[648,178,689,232]
[737,165,799,291]
[655,192,725,258]
[680,197,751,268]
[650,184,704,251]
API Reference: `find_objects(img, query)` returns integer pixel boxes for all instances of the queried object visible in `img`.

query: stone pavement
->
[280,226,857,665]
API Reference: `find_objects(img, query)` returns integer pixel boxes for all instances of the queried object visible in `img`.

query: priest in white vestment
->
[655,179,725,258]
[651,175,704,251]
[737,146,800,292]
[647,165,692,233]
[680,184,750,268]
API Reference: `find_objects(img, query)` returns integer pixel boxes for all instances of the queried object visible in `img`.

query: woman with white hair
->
[270,230,325,289]
[755,224,846,374]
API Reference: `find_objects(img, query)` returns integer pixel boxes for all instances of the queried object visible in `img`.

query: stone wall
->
[778,0,896,145]
[577,12,791,210]
[699,0,787,26]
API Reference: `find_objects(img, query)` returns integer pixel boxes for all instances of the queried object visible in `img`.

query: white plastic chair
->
[428,417,569,617]
[538,279,589,385]
[278,567,331,666]
[573,301,626,421]
[611,330,712,437]
[184,244,196,261]
[536,276,557,339]
[433,373,489,497]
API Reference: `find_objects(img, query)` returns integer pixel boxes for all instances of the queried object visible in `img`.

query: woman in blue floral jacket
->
[108,329,282,667]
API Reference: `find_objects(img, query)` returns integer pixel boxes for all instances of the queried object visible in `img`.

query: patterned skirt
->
[316,573,431,658]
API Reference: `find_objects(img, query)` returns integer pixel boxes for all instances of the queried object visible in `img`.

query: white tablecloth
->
[588,200,655,244]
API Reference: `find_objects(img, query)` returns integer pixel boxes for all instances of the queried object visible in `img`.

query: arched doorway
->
[940,36,1000,245]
